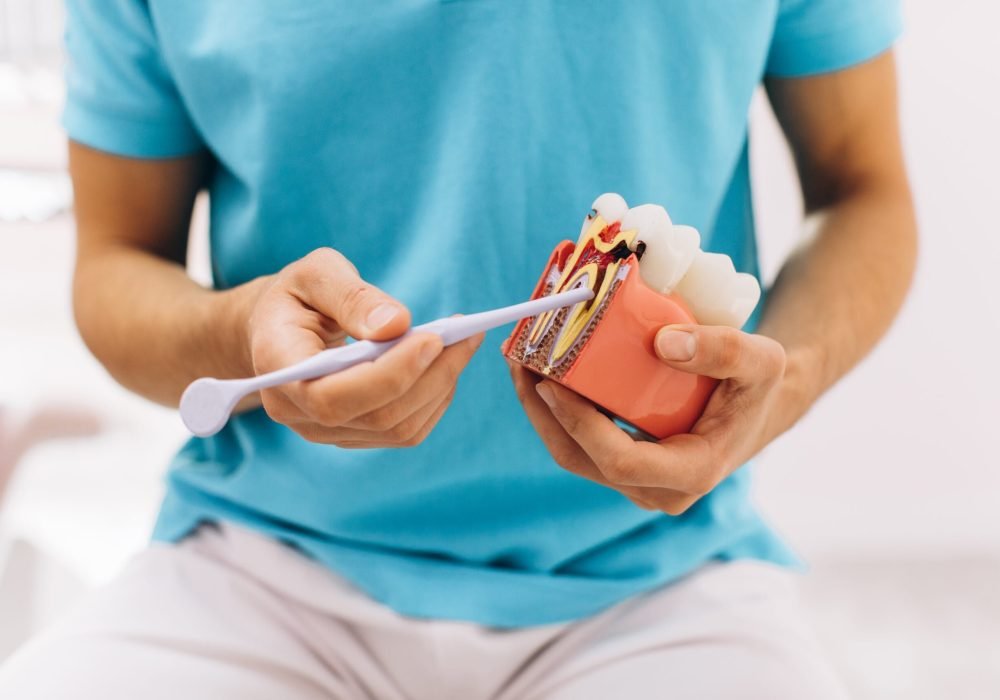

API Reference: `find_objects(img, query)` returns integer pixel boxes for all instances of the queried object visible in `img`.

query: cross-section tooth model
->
[503,193,761,439]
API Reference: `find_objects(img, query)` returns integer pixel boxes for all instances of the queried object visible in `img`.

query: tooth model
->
[503,193,761,439]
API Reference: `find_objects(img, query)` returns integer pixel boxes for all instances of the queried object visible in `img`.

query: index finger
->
[289,248,412,341]
[508,364,610,486]
[283,332,444,427]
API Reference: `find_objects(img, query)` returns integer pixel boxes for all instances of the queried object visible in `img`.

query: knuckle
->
[399,398,452,448]
[293,247,342,280]
[338,282,377,321]
[276,260,301,285]
[299,389,323,418]
[398,415,435,447]
[306,246,346,268]
[761,342,787,382]
[387,425,410,443]
[290,423,332,445]
[260,393,294,424]
[364,403,406,432]
[379,369,411,397]
[716,329,744,369]
[432,392,454,417]
[548,443,578,469]
[551,405,580,433]
[559,414,580,434]
[689,472,718,497]
[250,340,279,375]
[661,502,685,516]
[661,496,696,516]
[288,424,314,441]
[628,495,658,511]
[443,356,463,385]
[303,393,342,427]
[399,428,430,448]
[388,413,423,442]
[601,455,634,484]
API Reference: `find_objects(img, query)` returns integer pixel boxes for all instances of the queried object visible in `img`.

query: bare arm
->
[70,143,481,447]
[70,145,258,405]
[758,50,917,439]
[512,51,917,513]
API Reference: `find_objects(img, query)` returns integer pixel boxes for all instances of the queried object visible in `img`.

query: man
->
[0,1,916,697]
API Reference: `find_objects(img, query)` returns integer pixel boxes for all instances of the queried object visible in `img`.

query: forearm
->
[73,245,269,407]
[756,184,917,441]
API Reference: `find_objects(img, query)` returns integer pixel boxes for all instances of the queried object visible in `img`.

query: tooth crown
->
[620,204,700,296]
[672,252,762,329]
[610,195,760,329]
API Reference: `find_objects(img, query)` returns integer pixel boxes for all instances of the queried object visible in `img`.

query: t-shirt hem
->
[765,8,904,78]
[63,99,204,159]
[152,492,799,629]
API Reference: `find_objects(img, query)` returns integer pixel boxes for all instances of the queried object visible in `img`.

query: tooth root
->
[580,192,628,237]
[623,205,699,294]
[673,252,762,328]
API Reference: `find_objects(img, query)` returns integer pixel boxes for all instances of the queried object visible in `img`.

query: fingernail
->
[535,382,556,407]
[365,303,400,331]
[656,329,696,362]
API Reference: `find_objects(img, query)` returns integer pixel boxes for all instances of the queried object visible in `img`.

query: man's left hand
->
[509,324,787,514]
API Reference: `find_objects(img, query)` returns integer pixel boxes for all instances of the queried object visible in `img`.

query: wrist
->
[764,343,827,443]
[209,275,274,379]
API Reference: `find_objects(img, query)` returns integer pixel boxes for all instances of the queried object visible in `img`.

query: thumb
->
[292,248,411,340]
[653,324,785,383]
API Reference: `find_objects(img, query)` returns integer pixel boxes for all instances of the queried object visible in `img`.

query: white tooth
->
[640,223,700,293]
[673,252,762,328]
[727,272,763,328]
[592,192,629,223]
[623,205,699,293]
[580,192,629,236]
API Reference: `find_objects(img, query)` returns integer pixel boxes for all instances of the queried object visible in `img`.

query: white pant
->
[0,524,848,699]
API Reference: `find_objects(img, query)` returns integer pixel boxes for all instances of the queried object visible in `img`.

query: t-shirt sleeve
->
[63,0,203,158]
[766,0,903,78]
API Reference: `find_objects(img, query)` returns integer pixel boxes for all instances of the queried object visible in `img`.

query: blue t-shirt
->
[64,0,901,627]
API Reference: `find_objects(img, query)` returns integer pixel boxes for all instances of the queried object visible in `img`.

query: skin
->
[70,152,483,449]
[510,51,917,514]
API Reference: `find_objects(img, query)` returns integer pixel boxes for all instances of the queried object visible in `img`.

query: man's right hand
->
[245,248,483,448]
[70,145,480,446]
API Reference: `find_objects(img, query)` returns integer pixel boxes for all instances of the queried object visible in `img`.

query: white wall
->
[751,0,1000,557]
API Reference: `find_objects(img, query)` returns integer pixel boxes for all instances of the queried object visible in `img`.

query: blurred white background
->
[1,1,998,697]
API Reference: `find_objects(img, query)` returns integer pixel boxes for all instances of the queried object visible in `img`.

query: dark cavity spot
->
[609,240,632,261]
